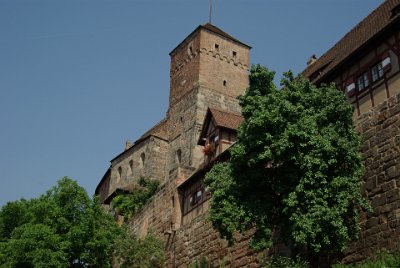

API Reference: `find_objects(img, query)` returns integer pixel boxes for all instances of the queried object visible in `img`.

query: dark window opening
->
[215,44,219,51]
[232,51,237,58]
[129,160,133,174]
[176,149,182,165]
[223,80,227,86]
[118,167,122,180]
[140,153,145,168]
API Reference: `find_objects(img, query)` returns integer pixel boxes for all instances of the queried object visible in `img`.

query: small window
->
[188,46,193,55]
[223,80,227,86]
[346,82,356,96]
[371,62,384,82]
[140,153,145,168]
[214,44,219,51]
[190,190,203,206]
[129,160,133,174]
[357,72,369,90]
[176,149,182,165]
[118,167,122,180]
[232,51,237,58]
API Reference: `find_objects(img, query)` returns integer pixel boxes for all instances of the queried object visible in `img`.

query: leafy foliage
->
[333,250,400,268]
[0,177,121,268]
[261,255,309,268]
[113,230,166,268]
[111,177,159,219]
[204,65,368,254]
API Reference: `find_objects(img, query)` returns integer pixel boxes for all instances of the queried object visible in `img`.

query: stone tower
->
[166,23,251,179]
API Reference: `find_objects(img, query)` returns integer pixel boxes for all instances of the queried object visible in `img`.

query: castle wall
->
[169,32,201,107]
[108,136,168,195]
[129,174,260,268]
[198,29,249,100]
[343,92,400,263]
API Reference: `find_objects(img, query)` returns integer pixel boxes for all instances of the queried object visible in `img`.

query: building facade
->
[96,0,400,266]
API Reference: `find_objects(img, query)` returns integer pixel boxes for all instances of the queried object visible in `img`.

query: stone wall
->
[109,136,168,195]
[343,92,400,263]
[129,180,260,268]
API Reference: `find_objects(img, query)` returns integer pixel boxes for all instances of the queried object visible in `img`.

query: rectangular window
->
[181,179,210,216]
[371,62,384,82]
[357,72,369,90]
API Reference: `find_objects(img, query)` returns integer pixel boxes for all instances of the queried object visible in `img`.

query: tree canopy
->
[204,65,368,254]
[0,177,121,268]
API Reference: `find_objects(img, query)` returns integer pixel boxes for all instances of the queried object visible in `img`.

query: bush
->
[333,250,400,268]
[111,177,159,219]
[113,230,165,268]
[261,255,309,268]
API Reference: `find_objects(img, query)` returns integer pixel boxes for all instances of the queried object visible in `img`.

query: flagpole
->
[209,0,212,24]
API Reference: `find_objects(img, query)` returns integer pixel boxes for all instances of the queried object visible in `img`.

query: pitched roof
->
[170,23,251,56]
[198,108,244,145]
[302,0,400,83]
[136,118,168,143]
[110,118,168,163]
[201,23,251,49]
[209,108,244,130]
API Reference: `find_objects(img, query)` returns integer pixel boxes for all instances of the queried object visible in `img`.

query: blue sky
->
[0,0,383,206]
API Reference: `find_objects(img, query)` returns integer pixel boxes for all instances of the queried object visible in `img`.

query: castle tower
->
[166,23,251,179]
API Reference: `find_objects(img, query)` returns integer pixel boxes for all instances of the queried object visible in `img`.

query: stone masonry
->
[343,92,400,264]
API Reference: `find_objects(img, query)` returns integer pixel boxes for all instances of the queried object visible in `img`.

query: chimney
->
[125,140,133,151]
[307,54,318,66]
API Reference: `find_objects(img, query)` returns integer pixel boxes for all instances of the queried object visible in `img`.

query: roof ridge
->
[303,0,400,81]
[208,107,243,117]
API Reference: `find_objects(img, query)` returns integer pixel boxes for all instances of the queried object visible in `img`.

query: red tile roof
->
[209,108,244,130]
[303,0,400,83]
[198,107,244,146]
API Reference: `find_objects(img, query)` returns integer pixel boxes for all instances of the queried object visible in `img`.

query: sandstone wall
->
[109,136,168,195]
[129,177,260,268]
[343,92,400,263]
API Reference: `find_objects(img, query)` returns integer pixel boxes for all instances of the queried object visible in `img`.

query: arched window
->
[176,149,182,166]
[140,153,145,168]
[129,160,134,174]
[117,166,122,180]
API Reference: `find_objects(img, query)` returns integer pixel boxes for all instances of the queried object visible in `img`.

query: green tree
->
[204,65,368,257]
[111,177,159,219]
[113,230,166,268]
[0,177,121,268]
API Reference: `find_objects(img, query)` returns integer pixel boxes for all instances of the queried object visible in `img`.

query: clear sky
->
[0,0,384,206]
